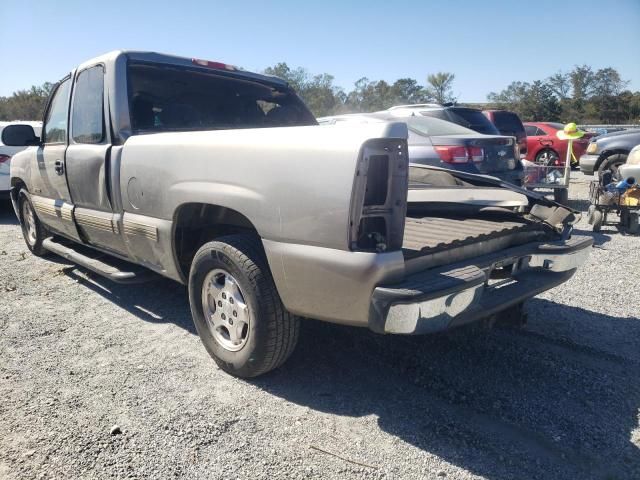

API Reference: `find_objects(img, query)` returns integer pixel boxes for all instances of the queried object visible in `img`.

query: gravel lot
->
[1,172,639,480]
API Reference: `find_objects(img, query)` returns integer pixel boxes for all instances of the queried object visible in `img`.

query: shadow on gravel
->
[253,300,640,480]
[572,228,611,247]
[568,198,590,212]
[0,200,18,225]
[63,268,195,334]
[49,262,639,479]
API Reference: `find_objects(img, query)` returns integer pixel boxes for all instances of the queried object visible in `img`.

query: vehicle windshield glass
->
[403,116,476,136]
[128,63,317,133]
[446,109,499,135]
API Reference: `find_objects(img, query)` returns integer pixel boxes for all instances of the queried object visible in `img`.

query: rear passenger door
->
[65,64,127,254]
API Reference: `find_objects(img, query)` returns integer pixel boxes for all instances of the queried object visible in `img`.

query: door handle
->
[54,160,64,175]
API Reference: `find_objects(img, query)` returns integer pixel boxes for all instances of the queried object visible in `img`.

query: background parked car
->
[618,144,640,182]
[523,122,593,166]
[0,121,42,198]
[387,104,500,135]
[580,128,640,178]
[319,112,523,185]
[482,110,527,157]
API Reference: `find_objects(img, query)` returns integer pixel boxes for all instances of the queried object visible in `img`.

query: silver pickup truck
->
[5,51,592,378]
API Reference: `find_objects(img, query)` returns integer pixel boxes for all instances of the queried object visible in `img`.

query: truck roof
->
[76,50,290,88]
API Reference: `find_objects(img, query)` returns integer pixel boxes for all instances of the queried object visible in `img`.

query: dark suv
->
[482,110,527,157]
[388,104,500,135]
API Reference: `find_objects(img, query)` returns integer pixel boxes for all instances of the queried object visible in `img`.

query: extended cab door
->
[30,77,82,241]
[65,64,127,255]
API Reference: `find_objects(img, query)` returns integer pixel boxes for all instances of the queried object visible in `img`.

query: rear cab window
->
[72,65,105,144]
[127,62,317,133]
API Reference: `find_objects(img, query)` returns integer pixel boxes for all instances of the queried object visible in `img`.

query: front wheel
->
[188,234,299,378]
[18,190,49,256]
[597,154,626,180]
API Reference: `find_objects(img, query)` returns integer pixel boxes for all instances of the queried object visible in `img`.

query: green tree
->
[263,62,344,117]
[425,72,456,104]
[0,82,53,121]
[547,72,571,100]
[488,80,561,121]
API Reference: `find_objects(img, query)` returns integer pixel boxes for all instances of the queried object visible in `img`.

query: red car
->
[524,122,594,166]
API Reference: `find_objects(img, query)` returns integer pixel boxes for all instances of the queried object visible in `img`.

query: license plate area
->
[485,256,529,291]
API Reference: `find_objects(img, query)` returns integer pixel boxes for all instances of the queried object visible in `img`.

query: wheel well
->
[9,178,26,216]
[595,149,628,171]
[173,203,259,280]
[535,147,558,157]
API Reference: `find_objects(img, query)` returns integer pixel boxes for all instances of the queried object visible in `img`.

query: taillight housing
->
[435,146,484,163]
[0,154,11,164]
[349,139,409,252]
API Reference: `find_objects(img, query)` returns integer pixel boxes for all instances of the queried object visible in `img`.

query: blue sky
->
[2,0,639,101]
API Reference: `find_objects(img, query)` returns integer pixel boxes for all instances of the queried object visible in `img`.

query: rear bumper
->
[369,235,592,334]
[579,154,599,175]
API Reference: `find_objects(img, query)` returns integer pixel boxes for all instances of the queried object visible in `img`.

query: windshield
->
[404,116,476,136]
[128,62,317,133]
[446,108,500,135]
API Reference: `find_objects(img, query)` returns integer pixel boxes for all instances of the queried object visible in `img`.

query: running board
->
[42,237,156,284]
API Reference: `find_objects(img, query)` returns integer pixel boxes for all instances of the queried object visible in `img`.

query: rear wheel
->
[188,234,299,378]
[597,154,626,180]
[628,212,639,234]
[535,149,559,166]
[18,190,49,256]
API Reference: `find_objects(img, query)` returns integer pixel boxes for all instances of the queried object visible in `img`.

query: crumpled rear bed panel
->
[403,216,545,258]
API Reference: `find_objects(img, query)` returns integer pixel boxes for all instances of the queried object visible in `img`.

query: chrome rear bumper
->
[369,236,592,334]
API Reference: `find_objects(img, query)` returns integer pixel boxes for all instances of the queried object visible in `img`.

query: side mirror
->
[1,124,40,147]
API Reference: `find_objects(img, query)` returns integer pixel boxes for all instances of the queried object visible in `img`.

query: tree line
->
[486,65,640,124]
[1,64,637,124]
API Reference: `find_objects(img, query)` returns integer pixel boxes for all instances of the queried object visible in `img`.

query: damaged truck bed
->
[368,166,592,335]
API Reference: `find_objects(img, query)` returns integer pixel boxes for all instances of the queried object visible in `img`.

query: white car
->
[618,144,640,182]
[0,121,42,197]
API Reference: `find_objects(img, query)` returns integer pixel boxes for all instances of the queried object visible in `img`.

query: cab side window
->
[72,66,105,144]
[44,79,71,144]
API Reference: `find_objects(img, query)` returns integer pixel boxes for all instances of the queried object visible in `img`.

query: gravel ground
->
[1,172,639,480]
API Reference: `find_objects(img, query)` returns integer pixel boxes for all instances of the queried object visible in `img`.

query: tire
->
[553,188,569,205]
[629,212,639,234]
[18,190,49,256]
[188,234,299,378]
[591,208,603,232]
[597,154,627,180]
[535,149,559,166]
